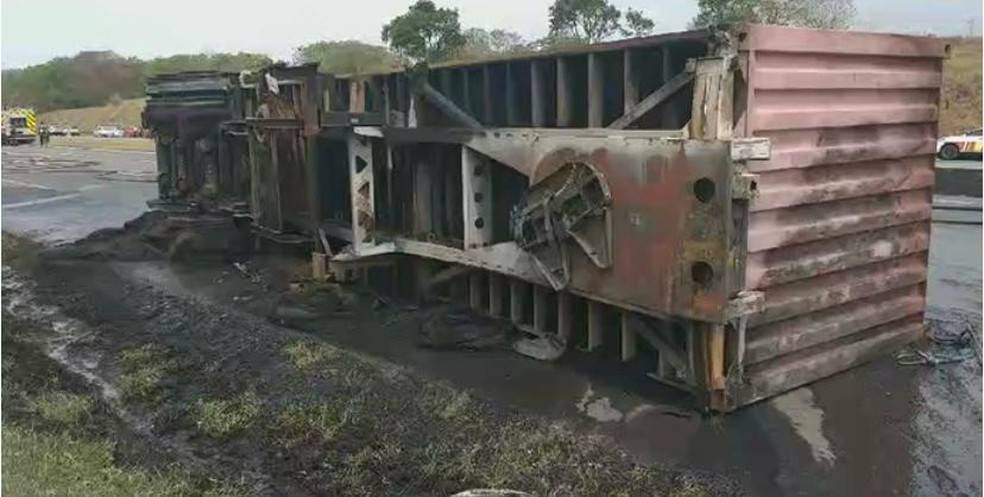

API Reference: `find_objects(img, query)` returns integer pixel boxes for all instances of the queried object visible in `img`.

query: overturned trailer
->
[146,24,948,410]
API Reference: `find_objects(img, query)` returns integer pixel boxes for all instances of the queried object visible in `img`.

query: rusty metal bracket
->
[725,291,764,319]
[730,138,770,161]
[732,172,759,200]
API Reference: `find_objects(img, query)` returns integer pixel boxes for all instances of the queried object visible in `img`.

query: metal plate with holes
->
[463,131,735,322]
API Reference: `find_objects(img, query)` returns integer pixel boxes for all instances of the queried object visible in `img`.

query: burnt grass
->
[5,229,734,496]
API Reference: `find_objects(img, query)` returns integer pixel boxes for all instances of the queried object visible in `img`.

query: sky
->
[2,0,982,69]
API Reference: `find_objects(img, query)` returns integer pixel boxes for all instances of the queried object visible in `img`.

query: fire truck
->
[1,107,38,145]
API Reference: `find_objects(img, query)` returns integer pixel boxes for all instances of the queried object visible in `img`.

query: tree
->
[547,0,656,43]
[548,0,623,43]
[293,41,398,74]
[381,1,465,63]
[145,52,272,76]
[621,8,655,37]
[691,0,854,29]
[2,51,274,112]
[456,28,528,60]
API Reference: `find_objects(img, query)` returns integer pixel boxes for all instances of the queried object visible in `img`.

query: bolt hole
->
[474,162,485,177]
[693,178,715,203]
[474,217,485,229]
[691,261,714,286]
[474,192,484,203]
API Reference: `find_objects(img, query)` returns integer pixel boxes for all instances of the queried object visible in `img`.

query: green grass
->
[118,345,178,404]
[31,392,92,426]
[38,98,145,133]
[272,402,344,449]
[941,37,983,135]
[195,392,263,438]
[283,340,340,371]
[1,424,208,497]
[49,135,155,151]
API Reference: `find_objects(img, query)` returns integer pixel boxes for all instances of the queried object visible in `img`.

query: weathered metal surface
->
[734,24,947,406]
[144,24,947,412]
[143,71,248,208]
[245,64,323,235]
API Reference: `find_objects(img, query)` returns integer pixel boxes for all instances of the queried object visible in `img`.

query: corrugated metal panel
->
[737,24,947,403]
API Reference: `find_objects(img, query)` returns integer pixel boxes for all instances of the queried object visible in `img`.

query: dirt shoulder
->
[2,227,735,496]
[49,135,155,152]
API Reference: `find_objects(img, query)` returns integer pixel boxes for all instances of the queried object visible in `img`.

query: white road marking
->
[3,192,82,209]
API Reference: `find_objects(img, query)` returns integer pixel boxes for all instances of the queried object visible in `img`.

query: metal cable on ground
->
[897,319,982,367]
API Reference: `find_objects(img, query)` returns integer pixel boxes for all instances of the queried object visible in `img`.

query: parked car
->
[937,128,983,160]
[68,126,81,136]
[47,124,69,136]
[93,124,125,138]
[123,126,142,138]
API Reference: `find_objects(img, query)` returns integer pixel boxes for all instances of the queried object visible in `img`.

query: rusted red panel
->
[738,25,947,396]
[526,139,734,323]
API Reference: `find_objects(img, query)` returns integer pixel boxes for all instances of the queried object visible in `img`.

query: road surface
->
[2,144,981,496]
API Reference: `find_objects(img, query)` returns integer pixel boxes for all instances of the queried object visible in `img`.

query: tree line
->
[2,0,853,112]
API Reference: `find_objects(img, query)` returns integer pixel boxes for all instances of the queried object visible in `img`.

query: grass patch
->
[941,37,982,135]
[118,345,178,404]
[31,392,92,426]
[272,402,344,449]
[195,392,263,439]
[2,423,240,497]
[49,135,155,151]
[2,423,193,496]
[38,98,145,132]
[283,339,339,371]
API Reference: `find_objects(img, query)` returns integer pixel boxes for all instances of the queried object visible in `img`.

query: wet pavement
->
[2,145,156,242]
[2,144,981,496]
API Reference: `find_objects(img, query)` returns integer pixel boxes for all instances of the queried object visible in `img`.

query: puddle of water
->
[771,387,836,466]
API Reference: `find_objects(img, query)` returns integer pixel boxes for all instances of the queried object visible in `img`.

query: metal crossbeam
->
[607,70,694,130]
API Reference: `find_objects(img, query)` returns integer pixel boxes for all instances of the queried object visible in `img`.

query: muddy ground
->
[2,226,727,496]
[2,145,982,496]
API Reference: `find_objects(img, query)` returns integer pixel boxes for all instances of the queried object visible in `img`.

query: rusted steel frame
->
[331,238,697,324]
[530,60,546,127]
[340,129,736,323]
[415,80,484,130]
[608,68,694,130]
[661,45,678,128]
[556,57,571,127]
[461,147,492,248]
[505,63,518,126]
[587,53,603,127]
[689,56,736,140]
[348,133,376,253]
[623,49,639,114]
[361,126,683,178]
[245,117,303,129]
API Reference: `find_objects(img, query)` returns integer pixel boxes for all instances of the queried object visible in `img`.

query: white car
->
[937,128,983,160]
[93,125,124,138]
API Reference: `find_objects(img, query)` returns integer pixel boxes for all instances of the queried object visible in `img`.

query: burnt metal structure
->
[144,25,948,411]
[143,70,254,214]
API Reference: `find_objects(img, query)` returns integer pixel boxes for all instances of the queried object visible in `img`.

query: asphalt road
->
[2,145,156,241]
[2,144,981,496]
